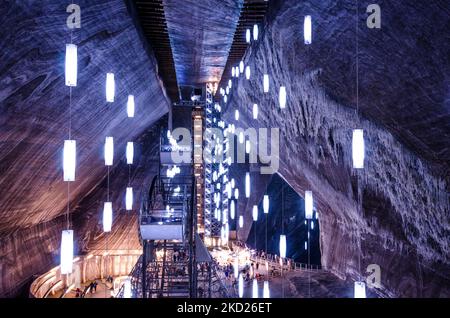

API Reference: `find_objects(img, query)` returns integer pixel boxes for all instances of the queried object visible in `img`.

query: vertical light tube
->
[106,73,115,102]
[263,281,270,298]
[252,279,258,298]
[63,140,76,181]
[245,140,251,154]
[127,95,135,118]
[239,215,244,228]
[228,79,232,88]
[234,188,239,199]
[245,66,251,80]
[238,274,244,298]
[352,129,365,169]
[239,61,244,73]
[60,230,74,274]
[279,234,287,258]
[230,200,235,220]
[253,24,259,41]
[252,205,258,221]
[279,86,287,109]
[263,74,269,93]
[103,202,113,232]
[235,109,239,121]
[263,195,269,214]
[104,137,114,166]
[304,15,312,45]
[126,142,134,165]
[235,66,240,78]
[354,281,367,298]
[246,29,251,43]
[126,187,133,211]
[232,67,236,77]
[245,172,250,198]
[305,190,313,219]
[65,44,77,87]
[253,104,258,119]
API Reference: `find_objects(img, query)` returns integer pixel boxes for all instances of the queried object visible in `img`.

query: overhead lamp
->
[106,73,115,102]
[354,281,367,298]
[279,86,287,109]
[253,24,259,41]
[305,190,313,219]
[127,95,135,118]
[63,140,76,182]
[253,104,258,119]
[245,172,250,198]
[228,79,232,88]
[239,215,243,228]
[352,129,365,169]
[263,281,270,298]
[246,29,251,43]
[224,95,227,103]
[304,15,312,45]
[263,195,269,214]
[239,61,244,73]
[230,200,235,220]
[252,205,258,221]
[234,188,239,199]
[126,187,133,210]
[126,142,134,165]
[104,137,114,166]
[245,140,250,154]
[232,67,236,77]
[235,109,239,121]
[245,66,251,80]
[239,274,244,298]
[235,66,240,78]
[65,44,77,87]
[304,241,307,250]
[252,279,258,298]
[279,235,287,258]
[103,202,113,232]
[60,230,74,274]
[311,221,314,230]
[263,74,269,93]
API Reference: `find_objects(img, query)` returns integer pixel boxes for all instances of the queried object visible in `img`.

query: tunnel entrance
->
[246,174,321,266]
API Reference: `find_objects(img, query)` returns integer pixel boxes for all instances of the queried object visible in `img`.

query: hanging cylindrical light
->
[126,142,134,165]
[252,205,258,221]
[279,234,287,258]
[246,29,251,43]
[239,215,244,228]
[311,221,314,230]
[235,66,240,77]
[126,187,133,211]
[230,200,235,220]
[123,278,132,298]
[228,79,232,88]
[234,188,239,199]
[224,95,227,103]
[253,104,258,119]
[305,190,313,219]
[279,86,287,109]
[65,44,77,87]
[263,74,269,93]
[253,24,259,41]
[352,129,365,169]
[245,140,251,154]
[231,178,235,188]
[104,137,114,166]
[304,241,307,250]
[127,95,135,118]
[232,67,236,77]
[354,281,367,298]
[239,274,244,298]
[263,281,270,298]
[245,172,250,198]
[304,15,312,45]
[63,140,76,182]
[245,66,251,80]
[239,61,244,73]
[106,73,115,103]
[263,195,269,214]
[60,230,74,274]
[235,109,239,121]
[252,279,258,298]
[103,202,113,232]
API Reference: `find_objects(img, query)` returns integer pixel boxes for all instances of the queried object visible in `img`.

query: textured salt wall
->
[0,1,169,296]
[223,0,450,297]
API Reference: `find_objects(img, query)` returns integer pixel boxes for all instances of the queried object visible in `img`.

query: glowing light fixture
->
[231,178,235,188]
[234,188,239,199]
[245,140,251,154]
[304,241,307,250]
[253,104,258,119]
[252,205,258,221]
[354,281,367,298]
[352,129,365,169]
[246,29,251,43]
[127,95,135,118]
[279,234,287,258]
[126,187,133,210]
[263,281,270,298]
[65,44,77,87]
[232,67,236,77]
[279,86,287,109]
[228,79,232,88]
[263,74,269,93]
[253,24,259,41]
[305,190,313,219]
[63,140,76,182]
[235,109,239,121]
[106,73,115,102]
[239,215,243,228]
[103,202,113,232]
[304,15,312,45]
[104,137,114,166]
[263,195,269,214]
[239,274,244,298]
[245,66,251,80]
[230,200,235,220]
[126,142,134,165]
[252,279,258,298]
[311,221,314,230]
[60,230,74,274]
[245,172,250,198]
[239,61,244,73]
[224,95,227,103]
[235,66,240,77]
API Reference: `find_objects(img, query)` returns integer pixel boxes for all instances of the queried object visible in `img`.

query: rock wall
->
[223,0,450,297]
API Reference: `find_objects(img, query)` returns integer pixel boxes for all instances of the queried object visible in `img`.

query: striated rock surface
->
[0,0,169,296]
[223,0,450,297]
